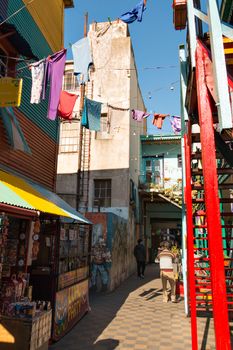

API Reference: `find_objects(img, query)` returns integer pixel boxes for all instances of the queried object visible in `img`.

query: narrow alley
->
[51,265,216,350]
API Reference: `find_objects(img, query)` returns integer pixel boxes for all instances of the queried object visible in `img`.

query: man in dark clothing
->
[134,239,146,278]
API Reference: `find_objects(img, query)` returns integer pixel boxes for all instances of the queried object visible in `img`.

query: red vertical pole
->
[184,132,198,350]
[195,40,231,350]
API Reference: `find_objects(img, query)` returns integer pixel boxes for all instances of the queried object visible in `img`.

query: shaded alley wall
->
[86,212,135,291]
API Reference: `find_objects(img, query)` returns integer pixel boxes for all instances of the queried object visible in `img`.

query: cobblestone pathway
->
[51,265,217,350]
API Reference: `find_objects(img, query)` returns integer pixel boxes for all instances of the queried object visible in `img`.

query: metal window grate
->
[63,71,79,91]
[93,179,111,207]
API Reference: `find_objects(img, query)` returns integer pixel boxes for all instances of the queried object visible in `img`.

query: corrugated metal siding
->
[0,1,8,21]
[5,0,59,142]
[0,109,57,190]
[22,0,64,52]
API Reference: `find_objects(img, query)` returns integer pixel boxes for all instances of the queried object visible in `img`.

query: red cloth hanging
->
[58,91,78,120]
[152,113,170,129]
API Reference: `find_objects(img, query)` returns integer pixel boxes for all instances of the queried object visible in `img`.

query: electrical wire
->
[0,0,37,27]
[0,54,34,62]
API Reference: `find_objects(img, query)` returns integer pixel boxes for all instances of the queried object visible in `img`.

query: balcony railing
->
[139,174,182,206]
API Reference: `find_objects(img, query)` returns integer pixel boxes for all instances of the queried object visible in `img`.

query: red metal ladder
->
[184,39,233,350]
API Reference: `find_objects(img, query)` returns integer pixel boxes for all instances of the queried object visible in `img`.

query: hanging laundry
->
[43,49,67,120]
[132,109,150,121]
[152,113,169,129]
[170,115,181,134]
[58,91,78,120]
[81,97,102,131]
[72,37,93,83]
[119,0,146,24]
[30,59,46,104]
[0,107,31,153]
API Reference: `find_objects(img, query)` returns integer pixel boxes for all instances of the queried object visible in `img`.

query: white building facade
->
[56,21,146,284]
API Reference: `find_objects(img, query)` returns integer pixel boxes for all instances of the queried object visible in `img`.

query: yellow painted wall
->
[22,0,64,52]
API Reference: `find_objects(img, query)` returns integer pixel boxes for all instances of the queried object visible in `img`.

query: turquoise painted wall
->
[6,0,59,142]
[140,142,181,175]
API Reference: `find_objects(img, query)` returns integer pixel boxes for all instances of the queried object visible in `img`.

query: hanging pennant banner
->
[0,77,23,107]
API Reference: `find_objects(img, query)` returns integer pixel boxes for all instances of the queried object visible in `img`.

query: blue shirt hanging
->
[72,37,93,83]
[119,0,145,24]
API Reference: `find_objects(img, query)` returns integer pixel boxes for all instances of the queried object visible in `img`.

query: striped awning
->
[0,169,91,224]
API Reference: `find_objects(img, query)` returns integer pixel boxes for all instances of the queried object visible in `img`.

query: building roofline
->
[141,134,181,142]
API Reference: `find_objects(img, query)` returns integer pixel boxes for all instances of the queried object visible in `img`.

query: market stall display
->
[29,220,91,341]
[0,213,52,350]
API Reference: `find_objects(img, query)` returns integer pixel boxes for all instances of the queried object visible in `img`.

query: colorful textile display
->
[152,113,169,129]
[72,37,93,83]
[132,109,150,121]
[0,107,31,153]
[170,115,181,134]
[120,0,146,24]
[58,91,78,120]
[81,97,102,131]
[43,49,67,120]
[30,59,46,104]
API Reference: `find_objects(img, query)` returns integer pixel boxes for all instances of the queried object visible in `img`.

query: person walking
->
[134,239,146,279]
[157,241,176,303]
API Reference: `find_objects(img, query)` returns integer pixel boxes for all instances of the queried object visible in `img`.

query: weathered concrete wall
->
[129,43,146,187]
[89,22,131,173]
[88,168,129,220]
[56,173,77,209]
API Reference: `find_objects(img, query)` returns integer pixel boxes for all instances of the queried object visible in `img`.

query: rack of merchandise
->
[28,219,91,341]
[0,213,52,350]
[0,211,91,347]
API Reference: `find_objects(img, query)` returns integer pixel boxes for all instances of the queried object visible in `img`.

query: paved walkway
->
[51,265,217,350]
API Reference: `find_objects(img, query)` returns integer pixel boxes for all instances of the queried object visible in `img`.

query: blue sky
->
[64,0,185,134]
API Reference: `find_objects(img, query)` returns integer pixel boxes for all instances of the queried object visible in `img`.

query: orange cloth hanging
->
[152,113,170,129]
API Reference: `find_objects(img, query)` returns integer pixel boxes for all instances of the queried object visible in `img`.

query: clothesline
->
[0,55,34,62]
[93,65,178,71]
[0,54,178,71]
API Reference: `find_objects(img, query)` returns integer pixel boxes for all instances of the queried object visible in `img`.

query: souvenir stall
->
[28,217,91,342]
[0,209,91,348]
[0,212,52,350]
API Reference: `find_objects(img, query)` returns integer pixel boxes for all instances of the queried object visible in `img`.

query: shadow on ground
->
[50,264,159,350]
[91,338,119,350]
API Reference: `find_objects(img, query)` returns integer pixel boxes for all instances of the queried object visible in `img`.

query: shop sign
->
[0,77,23,107]
[53,279,89,340]
[58,266,89,290]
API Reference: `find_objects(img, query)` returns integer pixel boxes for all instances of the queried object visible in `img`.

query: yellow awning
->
[0,169,91,224]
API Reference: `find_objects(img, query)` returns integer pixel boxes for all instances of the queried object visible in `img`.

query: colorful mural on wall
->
[86,213,130,292]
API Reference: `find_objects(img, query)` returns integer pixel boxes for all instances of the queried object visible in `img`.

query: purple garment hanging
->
[43,49,67,120]
[132,109,150,122]
[170,115,181,134]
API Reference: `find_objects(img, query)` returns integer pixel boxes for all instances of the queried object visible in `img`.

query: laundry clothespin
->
[108,17,112,25]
